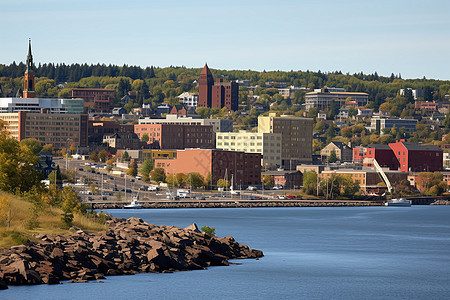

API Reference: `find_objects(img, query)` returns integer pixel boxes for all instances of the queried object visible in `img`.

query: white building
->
[0,97,84,114]
[177,92,198,108]
[305,87,369,111]
[138,114,233,134]
[216,131,282,168]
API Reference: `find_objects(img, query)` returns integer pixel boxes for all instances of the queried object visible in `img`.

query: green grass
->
[0,192,107,249]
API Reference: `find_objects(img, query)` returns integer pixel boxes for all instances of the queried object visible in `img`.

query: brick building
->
[103,132,146,151]
[88,120,134,145]
[198,64,238,111]
[71,88,115,112]
[134,123,214,149]
[353,144,400,170]
[0,112,88,149]
[153,149,262,187]
[388,140,443,172]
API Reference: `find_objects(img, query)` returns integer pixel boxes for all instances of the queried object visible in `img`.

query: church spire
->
[25,39,34,74]
[23,39,36,98]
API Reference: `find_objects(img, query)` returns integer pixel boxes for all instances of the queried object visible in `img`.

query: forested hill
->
[0,62,449,110]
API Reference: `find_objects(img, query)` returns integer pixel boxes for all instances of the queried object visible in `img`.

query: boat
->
[385,198,412,207]
[124,194,142,209]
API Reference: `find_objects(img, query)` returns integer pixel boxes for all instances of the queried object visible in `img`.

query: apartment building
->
[258,113,313,168]
[216,131,282,168]
[305,87,369,111]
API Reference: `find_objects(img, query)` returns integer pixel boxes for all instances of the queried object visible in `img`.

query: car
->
[130,179,135,182]
[247,186,257,191]
[273,185,283,190]
[135,176,142,180]
[148,185,159,191]
[277,195,287,200]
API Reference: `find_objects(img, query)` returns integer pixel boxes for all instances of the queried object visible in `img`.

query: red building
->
[72,88,115,112]
[170,105,187,116]
[353,144,399,170]
[198,64,238,111]
[388,140,443,173]
[154,149,262,187]
[134,123,214,150]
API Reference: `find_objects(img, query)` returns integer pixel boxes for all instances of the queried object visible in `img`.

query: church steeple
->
[23,39,35,98]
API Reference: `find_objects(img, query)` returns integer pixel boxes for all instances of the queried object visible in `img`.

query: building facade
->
[388,140,443,173]
[153,149,261,187]
[367,117,418,135]
[320,141,353,162]
[134,123,214,150]
[216,131,282,168]
[88,120,134,145]
[71,88,115,112]
[258,113,313,168]
[353,144,400,170]
[0,112,88,149]
[177,92,198,108]
[198,64,238,111]
[305,88,369,111]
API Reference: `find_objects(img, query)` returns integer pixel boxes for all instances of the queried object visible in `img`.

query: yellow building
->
[216,131,282,168]
[258,113,313,168]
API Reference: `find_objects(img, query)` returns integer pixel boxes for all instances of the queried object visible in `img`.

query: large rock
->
[0,217,263,288]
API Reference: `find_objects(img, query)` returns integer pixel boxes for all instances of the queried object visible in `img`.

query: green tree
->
[139,159,154,182]
[328,150,338,163]
[216,179,230,189]
[127,161,138,177]
[141,133,149,143]
[121,151,130,162]
[150,167,166,183]
[302,171,317,195]
[20,138,43,155]
[0,121,42,193]
[89,150,99,162]
[188,172,205,188]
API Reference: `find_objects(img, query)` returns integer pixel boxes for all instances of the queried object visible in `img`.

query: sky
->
[1,0,449,80]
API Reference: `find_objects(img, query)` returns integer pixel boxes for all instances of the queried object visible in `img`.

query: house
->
[112,107,127,116]
[170,105,187,116]
[251,102,267,112]
[156,103,172,115]
[320,142,353,162]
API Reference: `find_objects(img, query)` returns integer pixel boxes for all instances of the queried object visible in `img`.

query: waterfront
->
[5,206,450,299]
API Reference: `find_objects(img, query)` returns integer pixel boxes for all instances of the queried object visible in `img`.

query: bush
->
[201,226,216,237]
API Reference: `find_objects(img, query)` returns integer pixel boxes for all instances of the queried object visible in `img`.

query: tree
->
[69,142,77,155]
[89,150,99,162]
[302,171,317,195]
[216,179,230,189]
[0,121,42,193]
[150,168,166,183]
[139,159,154,182]
[127,161,138,177]
[328,150,338,163]
[98,149,108,162]
[121,151,130,162]
[262,175,274,188]
[188,172,205,188]
[20,138,43,155]
[141,133,149,143]
[205,172,212,189]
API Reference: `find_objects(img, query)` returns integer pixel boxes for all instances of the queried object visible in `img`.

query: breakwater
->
[0,217,263,289]
[91,199,384,209]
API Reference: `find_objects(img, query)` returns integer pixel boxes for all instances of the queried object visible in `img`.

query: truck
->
[177,189,191,198]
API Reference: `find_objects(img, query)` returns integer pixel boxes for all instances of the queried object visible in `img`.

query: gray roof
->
[400,142,442,151]
[368,144,391,150]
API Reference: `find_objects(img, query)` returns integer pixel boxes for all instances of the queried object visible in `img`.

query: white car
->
[247,186,257,191]
[135,176,142,180]
[148,185,159,191]
[273,185,283,190]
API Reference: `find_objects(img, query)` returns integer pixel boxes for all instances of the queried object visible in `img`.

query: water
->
[4,206,450,299]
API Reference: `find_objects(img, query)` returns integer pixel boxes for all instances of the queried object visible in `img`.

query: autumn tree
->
[139,159,154,182]
[127,161,138,177]
[150,168,166,183]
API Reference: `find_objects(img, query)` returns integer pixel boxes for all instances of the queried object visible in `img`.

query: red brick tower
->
[198,63,214,108]
[23,39,35,98]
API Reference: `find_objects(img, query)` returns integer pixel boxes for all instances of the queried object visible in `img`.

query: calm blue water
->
[4,206,450,299]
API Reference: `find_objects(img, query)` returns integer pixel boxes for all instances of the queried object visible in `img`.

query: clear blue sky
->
[2,0,449,80]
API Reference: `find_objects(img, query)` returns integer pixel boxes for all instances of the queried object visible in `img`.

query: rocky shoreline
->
[0,217,263,289]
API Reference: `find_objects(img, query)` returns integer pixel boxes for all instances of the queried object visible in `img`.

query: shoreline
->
[89,198,449,210]
[0,217,263,289]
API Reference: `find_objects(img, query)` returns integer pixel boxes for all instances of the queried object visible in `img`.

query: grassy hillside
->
[0,192,107,249]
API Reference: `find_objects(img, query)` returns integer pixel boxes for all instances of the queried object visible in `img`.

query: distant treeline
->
[0,62,449,105]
